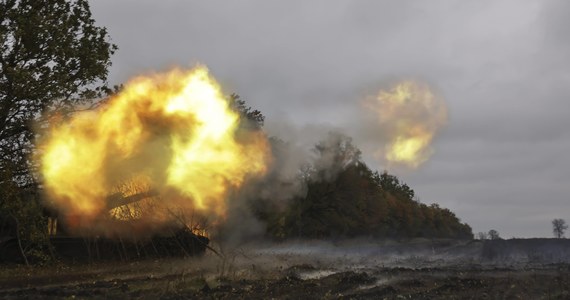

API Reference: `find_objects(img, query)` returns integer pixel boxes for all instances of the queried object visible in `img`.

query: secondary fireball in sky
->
[366,81,447,168]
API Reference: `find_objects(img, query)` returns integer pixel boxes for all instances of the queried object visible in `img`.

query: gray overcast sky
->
[90,0,570,238]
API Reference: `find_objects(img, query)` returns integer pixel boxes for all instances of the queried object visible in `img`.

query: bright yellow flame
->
[386,133,432,168]
[39,66,270,225]
[368,81,447,168]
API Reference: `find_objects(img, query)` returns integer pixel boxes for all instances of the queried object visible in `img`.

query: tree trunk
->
[10,213,29,266]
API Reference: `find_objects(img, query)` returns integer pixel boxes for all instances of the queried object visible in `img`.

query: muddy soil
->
[1,240,569,299]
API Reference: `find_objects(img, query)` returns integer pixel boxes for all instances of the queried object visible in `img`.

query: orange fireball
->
[39,66,270,225]
[367,81,447,168]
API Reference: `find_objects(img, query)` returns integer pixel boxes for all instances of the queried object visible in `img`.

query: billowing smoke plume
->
[217,131,362,246]
[218,80,449,242]
[364,81,448,168]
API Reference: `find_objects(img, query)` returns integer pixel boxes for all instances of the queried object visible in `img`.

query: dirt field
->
[1,239,569,299]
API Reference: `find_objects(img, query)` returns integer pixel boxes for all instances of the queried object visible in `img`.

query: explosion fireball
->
[38,66,270,228]
[367,81,447,168]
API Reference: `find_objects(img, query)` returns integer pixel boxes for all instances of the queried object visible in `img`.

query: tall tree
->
[0,0,116,262]
[488,229,500,240]
[0,0,117,185]
[552,218,568,239]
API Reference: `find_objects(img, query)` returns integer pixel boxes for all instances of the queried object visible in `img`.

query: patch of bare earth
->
[1,263,569,299]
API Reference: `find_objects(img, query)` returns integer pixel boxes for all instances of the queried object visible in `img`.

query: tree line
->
[250,134,473,240]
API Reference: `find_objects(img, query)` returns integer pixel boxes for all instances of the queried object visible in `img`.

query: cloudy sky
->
[90,0,570,238]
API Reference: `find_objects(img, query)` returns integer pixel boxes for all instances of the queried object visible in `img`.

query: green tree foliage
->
[0,170,49,263]
[0,0,116,262]
[229,93,265,130]
[0,0,116,182]
[256,134,473,240]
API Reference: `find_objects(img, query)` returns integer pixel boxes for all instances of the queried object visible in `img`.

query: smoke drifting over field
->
[169,238,570,283]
